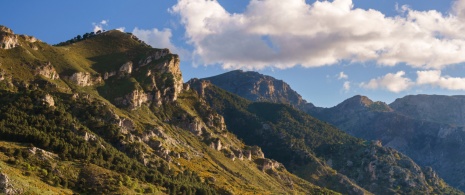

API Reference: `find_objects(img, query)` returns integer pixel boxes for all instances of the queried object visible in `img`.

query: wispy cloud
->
[338,72,348,80]
[172,0,465,70]
[343,81,351,92]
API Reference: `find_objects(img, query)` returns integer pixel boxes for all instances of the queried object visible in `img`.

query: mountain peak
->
[335,95,392,112]
[203,70,315,110]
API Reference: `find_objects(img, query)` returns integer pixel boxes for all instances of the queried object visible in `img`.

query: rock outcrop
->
[35,62,59,80]
[41,94,55,107]
[115,89,149,109]
[0,173,20,195]
[119,61,133,74]
[0,26,19,50]
[138,49,170,67]
[68,72,102,86]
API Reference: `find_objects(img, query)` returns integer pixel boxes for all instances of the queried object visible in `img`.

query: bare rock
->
[119,61,133,74]
[0,26,19,49]
[41,94,55,107]
[35,62,59,80]
[0,172,21,195]
[115,90,149,109]
[68,72,102,86]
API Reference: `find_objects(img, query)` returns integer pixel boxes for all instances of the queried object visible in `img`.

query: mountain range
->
[0,25,463,194]
[204,70,465,193]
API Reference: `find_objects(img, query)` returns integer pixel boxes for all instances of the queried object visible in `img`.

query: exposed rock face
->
[390,95,465,126]
[115,90,149,110]
[138,49,170,67]
[19,34,37,43]
[255,158,282,171]
[41,94,55,107]
[188,78,211,97]
[68,72,102,86]
[0,26,19,50]
[119,61,133,74]
[0,173,20,195]
[203,70,315,111]
[156,54,183,102]
[35,62,59,80]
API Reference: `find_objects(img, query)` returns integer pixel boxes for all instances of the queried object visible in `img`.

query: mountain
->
[309,95,465,191]
[203,70,465,193]
[0,26,335,194]
[0,25,461,194]
[190,78,462,195]
[390,95,465,126]
[204,70,315,111]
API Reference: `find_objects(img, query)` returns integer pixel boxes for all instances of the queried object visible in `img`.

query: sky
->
[2,0,465,107]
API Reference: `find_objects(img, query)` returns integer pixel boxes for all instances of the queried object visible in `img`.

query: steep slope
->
[0,26,334,194]
[188,79,461,195]
[203,70,465,193]
[205,70,315,111]
[390,94,465,126]
[311,95,465,192]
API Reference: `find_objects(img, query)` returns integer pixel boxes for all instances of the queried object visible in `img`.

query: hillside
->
[0,26,335,194]
[189,78,462,195]
[203,70,465,193]
[0,25,462,194]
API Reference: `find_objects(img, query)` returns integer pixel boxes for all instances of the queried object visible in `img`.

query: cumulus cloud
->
[132,27,188,58]
[360,71,413,93]
[338,72,348,80]
[92,20,109,33]
[172,0,465,70]
[417,70,465,90]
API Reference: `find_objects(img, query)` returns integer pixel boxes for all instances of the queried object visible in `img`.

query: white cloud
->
[360,71,413,93]
[92,20,109,33]
[116,27,126,32]
[172,0,465,70]
[132,27,188,59]
[416,70,465,90]
[338,72,348,80]
[343,81,351,92]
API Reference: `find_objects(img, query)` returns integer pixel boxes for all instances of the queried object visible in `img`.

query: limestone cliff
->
[0,26,19,50]
[68,72,102,87]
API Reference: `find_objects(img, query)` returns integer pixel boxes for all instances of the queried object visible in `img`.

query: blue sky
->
[2,0,465,107]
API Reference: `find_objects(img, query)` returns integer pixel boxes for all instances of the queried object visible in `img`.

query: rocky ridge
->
[203,70,465,194]
[204,70,315,111]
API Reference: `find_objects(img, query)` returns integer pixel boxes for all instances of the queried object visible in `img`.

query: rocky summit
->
[0,26,463,194]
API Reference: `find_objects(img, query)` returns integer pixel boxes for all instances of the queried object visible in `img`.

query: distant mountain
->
[204,70,465,193]
[390,95,465,126]
[204,70,315,111]
[190,78,461,195]
[310,95,465,191]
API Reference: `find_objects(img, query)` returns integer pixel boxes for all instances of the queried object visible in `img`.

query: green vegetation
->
[198,82,463,195]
